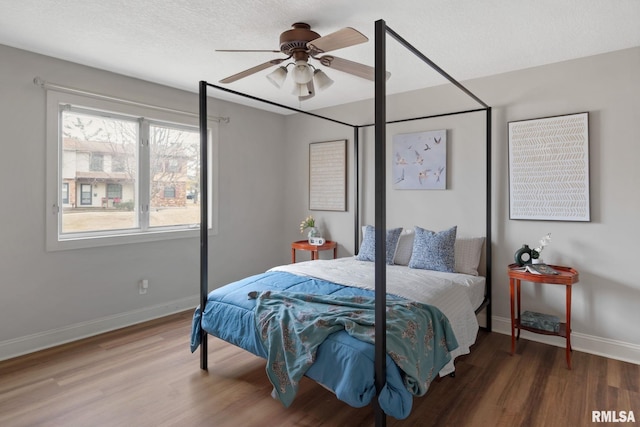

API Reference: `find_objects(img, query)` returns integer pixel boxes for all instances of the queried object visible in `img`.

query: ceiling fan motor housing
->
[279,23,320,55]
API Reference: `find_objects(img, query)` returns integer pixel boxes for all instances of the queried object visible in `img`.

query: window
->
[163,186,176,198]
[46,90,218,250]
[62,183,69,204]
[89,153,104,171]
[112,156,126,172]
[107,184,122,199]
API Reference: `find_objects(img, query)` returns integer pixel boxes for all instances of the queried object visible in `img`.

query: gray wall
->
[0,44,286,359]
[1,43,638,364]
[281,47,640,363]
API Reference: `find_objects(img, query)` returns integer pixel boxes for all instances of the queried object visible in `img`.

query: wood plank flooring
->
[1,311,637,426]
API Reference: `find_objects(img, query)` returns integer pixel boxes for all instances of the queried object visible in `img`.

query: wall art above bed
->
[393,129,447,190]
[508,112,590,221]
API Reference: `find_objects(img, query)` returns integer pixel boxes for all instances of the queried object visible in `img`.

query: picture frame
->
[393,129,447,190]
[508,112,590,221]
[309,139,346,211]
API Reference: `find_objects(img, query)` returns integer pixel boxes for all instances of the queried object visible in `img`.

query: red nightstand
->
[508,264,579,369]
[291,240,337,263]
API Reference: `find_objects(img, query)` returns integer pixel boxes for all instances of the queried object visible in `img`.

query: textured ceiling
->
[1,0,639,113]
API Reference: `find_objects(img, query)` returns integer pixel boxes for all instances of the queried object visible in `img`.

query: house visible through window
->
[46,90,219,250]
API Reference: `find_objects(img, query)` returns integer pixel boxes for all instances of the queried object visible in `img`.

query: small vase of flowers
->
[299,215,319,243]
[531,233,551,264]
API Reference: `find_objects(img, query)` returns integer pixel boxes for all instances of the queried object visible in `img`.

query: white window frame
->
[46,90,219,251]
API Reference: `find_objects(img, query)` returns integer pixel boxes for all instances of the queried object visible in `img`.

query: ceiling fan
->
[217,22,389,101]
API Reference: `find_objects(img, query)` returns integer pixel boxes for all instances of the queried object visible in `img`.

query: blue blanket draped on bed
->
[250,290,458,408]
[190,271,459,419]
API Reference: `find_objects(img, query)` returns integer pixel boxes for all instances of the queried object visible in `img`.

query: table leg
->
[566,284,572,369]
[291,248,296,264]
[311,250,317,260]
[516,280,521,340]
[333,247,337,259]
[510,278,515,355]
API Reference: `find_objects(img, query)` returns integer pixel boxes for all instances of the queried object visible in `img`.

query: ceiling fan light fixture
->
[266,66,288,88]
[291,60,313,84]
[313,69,334,91]
[292,82,312,97]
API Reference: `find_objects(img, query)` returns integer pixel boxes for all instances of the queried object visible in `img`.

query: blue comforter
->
[190,271,458,419]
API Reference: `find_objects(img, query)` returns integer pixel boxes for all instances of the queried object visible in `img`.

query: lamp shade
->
[292,82,312,97]
[313,69,334,90]
[291,60,313,84]
[266,66,288,88]
[298,80,315,100]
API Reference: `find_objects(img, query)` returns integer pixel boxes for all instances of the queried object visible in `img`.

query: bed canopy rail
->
[198,18,491,426]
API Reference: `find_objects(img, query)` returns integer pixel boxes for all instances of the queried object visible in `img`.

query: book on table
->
[524,263,559,275]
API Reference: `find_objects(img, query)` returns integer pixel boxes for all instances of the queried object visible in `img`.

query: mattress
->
[191,257,482,419]
[271,257,482,373]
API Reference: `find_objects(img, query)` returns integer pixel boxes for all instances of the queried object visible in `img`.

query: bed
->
[197,19,492,425]
[191,228,486,419]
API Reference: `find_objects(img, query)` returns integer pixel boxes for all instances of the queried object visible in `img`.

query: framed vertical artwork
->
[309,139,346,211]
[393,129,447,190]
[508,112,590,221]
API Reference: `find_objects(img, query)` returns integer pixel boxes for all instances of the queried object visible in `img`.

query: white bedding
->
[270,257,482,376]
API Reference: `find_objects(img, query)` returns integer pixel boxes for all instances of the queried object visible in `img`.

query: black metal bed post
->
[354,126,360,255]
[199,81,209,370]
[485,107,492,331]
[373,18,387,427]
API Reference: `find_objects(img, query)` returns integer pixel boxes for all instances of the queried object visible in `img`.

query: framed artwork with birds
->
[393,129,447,190]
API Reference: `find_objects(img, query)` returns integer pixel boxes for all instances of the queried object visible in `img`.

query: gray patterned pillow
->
[408,226,457,272]
[356,225,402,265]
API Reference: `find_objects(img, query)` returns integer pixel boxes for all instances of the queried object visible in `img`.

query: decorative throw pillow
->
[408,226,457,272]
[454,237,485,276]
[356,225,402,265]
[393,229,415,265]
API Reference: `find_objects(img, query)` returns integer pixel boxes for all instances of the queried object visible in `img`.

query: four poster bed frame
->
[198,19,492,426]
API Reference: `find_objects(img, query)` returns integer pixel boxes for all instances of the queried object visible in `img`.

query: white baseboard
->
[0,295,199,362]
[492,316,640,365]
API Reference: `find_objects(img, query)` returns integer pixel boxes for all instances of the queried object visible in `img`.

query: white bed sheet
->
[270,257,482,376]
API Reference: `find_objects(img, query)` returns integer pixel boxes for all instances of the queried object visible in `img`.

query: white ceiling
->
[1,0,639,113]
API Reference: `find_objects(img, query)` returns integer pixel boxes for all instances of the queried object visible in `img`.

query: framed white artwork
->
[309,139,346,211]
[508,112,590,221]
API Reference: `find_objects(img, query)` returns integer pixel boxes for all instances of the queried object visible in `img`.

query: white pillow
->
[454,237,485,276]
[393,229,415,265]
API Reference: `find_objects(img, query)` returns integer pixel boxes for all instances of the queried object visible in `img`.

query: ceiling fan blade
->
[216,49,281,53]
[316,55,391,81]
[219,58,285,84]
[307,27,368,53]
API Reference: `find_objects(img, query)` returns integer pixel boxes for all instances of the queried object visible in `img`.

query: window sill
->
[47,227,216,252]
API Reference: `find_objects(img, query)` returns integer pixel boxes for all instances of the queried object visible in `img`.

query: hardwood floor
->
[1,311,637,426]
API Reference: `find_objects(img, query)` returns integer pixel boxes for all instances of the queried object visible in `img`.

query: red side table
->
[291,240,337,263]
[507,264,579,369]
